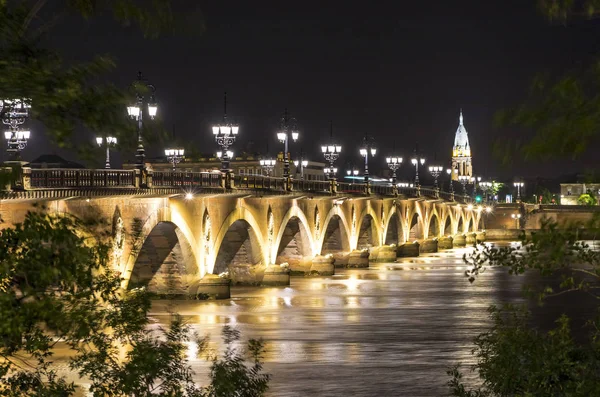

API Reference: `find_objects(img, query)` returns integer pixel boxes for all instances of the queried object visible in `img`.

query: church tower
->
[451,110,472,181]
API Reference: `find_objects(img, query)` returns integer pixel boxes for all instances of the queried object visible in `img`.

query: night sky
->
[24,0,600,180]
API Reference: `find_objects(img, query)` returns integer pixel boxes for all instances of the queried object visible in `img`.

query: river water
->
[145,242,597,396]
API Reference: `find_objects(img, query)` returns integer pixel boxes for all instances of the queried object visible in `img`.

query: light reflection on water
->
[148,244,534,396]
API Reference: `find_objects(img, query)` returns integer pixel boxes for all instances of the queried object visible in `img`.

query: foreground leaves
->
[0,211,269,396]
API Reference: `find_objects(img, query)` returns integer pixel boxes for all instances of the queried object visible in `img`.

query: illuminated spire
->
[453,109,470,155]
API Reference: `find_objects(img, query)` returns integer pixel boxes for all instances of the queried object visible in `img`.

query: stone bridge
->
[0,191,483,297]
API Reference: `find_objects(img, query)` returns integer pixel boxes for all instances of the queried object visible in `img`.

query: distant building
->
[560,183,600,205]
[132,152,326,181]
[451,110,473,181]
[28,154,85,169]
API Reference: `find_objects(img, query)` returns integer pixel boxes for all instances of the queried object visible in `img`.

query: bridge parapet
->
[2,166,474,203]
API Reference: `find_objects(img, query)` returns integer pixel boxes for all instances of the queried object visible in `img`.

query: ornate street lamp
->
[386,156,403,186]
[410,149,426,187]
[446,168,455,196]
[96,136,117,169]
[293,159,309,179]
[429,165,443,189]
[480,181,492,203]
[127,72,157,170]
[321,122,342,180]
[165,148,185,170]
[276,109,299,180]
[514,181,524,202]
[458,175,470,196]
[2,98,31,161]
[359,134,376,184]
[212,92,239,172]
[260,158,277,176]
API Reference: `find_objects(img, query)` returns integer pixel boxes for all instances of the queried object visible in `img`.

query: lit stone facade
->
[451,110,473,181]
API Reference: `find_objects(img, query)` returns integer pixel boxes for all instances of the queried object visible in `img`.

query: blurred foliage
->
[494,1,600,163]
[0,209,270,396]
[577,192,597,205]
[450,217,600,395]
[0,0,203,162]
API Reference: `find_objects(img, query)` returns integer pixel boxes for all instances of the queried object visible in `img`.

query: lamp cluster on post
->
[514,181,524,202]
[260,158,277,176]
[2,99,31,162]
[410,150,425,188]
[322,122,342,181]
[359,133,377,191]
[127,72,157,171]
[446,168,455,198]
[385,156,402,193]
[277,109,299,188]
[212,92,239,173]
[479,181,492,203]
[294,159,309,179]
[458,175,470,197]
[428,165,443,190]
[165,148,184,170]
[96,136,117,169]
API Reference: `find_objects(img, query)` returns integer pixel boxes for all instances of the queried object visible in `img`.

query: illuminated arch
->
[318,206,352,254]
[271,206,316,263]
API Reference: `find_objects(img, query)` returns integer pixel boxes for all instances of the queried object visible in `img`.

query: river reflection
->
[148,244,548,396]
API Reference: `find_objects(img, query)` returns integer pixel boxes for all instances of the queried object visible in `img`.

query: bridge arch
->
[355,206,382,249]
[272,206,316,265]
[319,207,351,255]
[211,207,266,275]
[123,206,199,293]
[457,215,465,234]
[427,212,440,239]
[407,211,424,241]
[383,207,402,245]
[443,214,453,236]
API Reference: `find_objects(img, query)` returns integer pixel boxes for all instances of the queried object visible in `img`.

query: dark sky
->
[21,0,600,180]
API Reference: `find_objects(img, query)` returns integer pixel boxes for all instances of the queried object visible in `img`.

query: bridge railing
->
[371,184,395,196]
[151,170,222,188]
[291,179,331,193]
[337,181,366,194]
[30,168,136,188]
[234,175,286,191]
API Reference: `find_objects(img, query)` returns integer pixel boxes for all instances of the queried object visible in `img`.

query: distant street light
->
[513,181,524,202]
[410,149,425,187]
[127,72,157,170]
[212,92,239,172]
[446,168,455,196]
[294,159,309,179]
[458,175,470,196]
[2,98,32,161]
[511,213,522,228]
[165,148,184,170]
[260,158,277,176]
[96,136,117,169]
[386,156,403,186]
[277,109,299,181]
[429,165,443,189]
[321,122,342,180]
[359,133,376,184]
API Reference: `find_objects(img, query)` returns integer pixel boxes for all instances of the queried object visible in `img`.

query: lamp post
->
[458,175,470,197]
[429,165,443,189]
[96,136,117,169]
[127,72,157,170]
[212,92,239,172]
[293,159,308,179]
[260,158,277,176]
[410,153,425,187]
[514,181,524,202]
[165,148,185,170]
[385,156,403,186]
[480,181,492,203]
[511,213,522,229]
[346,168,359,188]
[2,99,31,161]
[446,168,455,197]
[277,109,299,183]
[321,122,342,181]
[359,133,376,187]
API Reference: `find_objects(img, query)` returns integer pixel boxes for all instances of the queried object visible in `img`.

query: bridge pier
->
[397,241,420,257]
[193,275,231,300]
[420,238,438,253]
[438,236,453,249]
[453,234,467,247]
